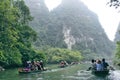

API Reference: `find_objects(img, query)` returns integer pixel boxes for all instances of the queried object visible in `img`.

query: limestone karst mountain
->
[24,0,114,57]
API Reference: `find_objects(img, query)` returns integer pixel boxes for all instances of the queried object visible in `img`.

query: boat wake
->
[108,70,120,80]
[63,70,120,80]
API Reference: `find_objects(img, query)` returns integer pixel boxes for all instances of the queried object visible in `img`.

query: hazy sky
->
[45,0,120,41]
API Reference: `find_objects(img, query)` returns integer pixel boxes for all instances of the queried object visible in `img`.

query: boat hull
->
[92,70,109,77]
[18,68,47,74]
[19,70,42,74]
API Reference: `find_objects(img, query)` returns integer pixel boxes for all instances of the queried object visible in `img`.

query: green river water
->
[0,64,120,80]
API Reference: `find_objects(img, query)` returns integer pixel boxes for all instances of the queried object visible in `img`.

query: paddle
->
[109,66,115,71]
[86,67,92,71]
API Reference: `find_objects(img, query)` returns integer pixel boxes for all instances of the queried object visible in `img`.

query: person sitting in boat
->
[96,59,102,71]
[60,61,66,67]
[60,60,69,67]
[91,59,96,70]
[40,60,44,70]
[36,61,41,70]
[64,61,69,66]
[87,59,96,71]
[101,58,109,70]
[31,60,36,71]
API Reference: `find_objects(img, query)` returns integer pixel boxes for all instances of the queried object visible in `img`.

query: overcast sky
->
[45,0,120,41]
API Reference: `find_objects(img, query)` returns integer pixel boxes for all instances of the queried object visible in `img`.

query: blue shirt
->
[96,63,102,71]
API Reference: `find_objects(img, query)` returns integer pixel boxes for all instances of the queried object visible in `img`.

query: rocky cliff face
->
[24,0,114,56]
[50,0,114,55]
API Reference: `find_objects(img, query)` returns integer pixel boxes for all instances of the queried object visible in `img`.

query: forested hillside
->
[0,0,45,68]
[114,23,120,65]
[25,0,114,59]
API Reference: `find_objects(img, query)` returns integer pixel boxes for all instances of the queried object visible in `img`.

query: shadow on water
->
[0,64,120,80]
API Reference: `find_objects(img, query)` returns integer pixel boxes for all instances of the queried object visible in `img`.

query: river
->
[0,64,120,80]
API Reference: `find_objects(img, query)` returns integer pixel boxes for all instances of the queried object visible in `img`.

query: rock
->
[0,66,5,71]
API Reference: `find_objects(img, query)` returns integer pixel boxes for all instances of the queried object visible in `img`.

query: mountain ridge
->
[24,0,114,57]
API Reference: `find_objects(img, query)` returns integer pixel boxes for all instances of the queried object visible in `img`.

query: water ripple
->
[108,70,120,80]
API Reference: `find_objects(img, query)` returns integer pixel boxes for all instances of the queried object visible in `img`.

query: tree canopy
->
[108,0,120,8]
[0,0,45,68]
[45,48,82,64]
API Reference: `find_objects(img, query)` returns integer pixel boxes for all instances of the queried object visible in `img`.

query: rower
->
[101,58,109,70]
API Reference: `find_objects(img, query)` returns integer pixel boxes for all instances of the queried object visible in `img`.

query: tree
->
[108,0,120,8]
[0,0,22,67]
[0,0,45,67]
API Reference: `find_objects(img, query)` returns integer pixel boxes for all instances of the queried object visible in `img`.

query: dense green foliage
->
[114,25,120,66]
[45,48,82,64]
[113,41,120,66]
[0,0,45,68]
[81,49,97,60]
[116,41,120,58]
[0,0,22,67]
[114,24,120,66]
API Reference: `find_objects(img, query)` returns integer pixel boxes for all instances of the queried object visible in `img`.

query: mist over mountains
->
[24,0,115,57]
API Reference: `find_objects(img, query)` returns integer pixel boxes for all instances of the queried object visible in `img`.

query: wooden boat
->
[19,70,42,74]
[18,68,47,74]
[92,70,109,77]
[59,64,68,68]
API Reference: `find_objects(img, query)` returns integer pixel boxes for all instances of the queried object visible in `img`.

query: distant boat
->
[59,61,69,68]
[59,64,69,68]
[92,70,109,77]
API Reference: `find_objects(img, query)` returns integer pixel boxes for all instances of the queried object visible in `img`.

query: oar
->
[109,66,115,71]
[86,67,92,71]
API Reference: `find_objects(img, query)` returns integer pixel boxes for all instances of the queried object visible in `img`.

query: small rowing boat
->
[18,68,47,74]
[92,70,109,77]
[19,70,42,74]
